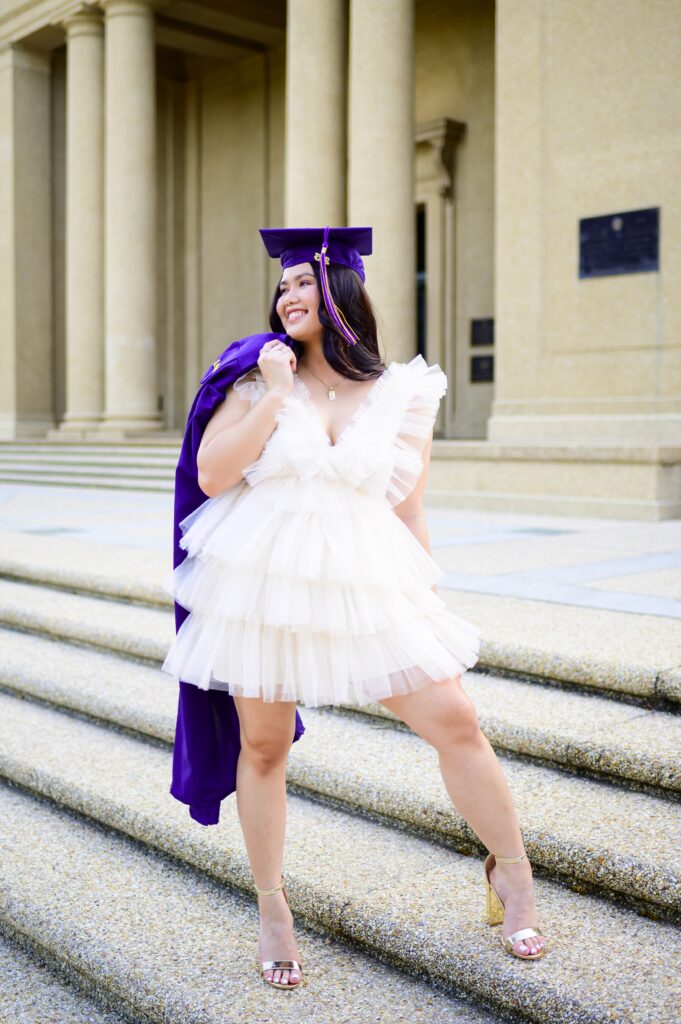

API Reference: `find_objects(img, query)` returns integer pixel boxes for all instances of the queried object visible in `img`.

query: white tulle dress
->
[161,354,481,706]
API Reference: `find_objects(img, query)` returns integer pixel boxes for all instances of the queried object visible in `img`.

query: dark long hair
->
[268,261,386,381]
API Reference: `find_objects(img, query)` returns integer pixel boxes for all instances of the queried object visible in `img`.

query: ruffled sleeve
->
[386,355,448,508]
[233,366,268,405]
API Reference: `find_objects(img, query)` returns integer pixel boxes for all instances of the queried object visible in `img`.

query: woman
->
[162,226,548,991]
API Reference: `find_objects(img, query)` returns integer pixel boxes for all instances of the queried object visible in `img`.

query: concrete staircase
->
[0,441,180,492]
[3,438,679,519]
[0,532,679,1023]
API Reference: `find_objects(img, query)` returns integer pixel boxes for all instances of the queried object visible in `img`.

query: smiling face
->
[275,261,323,342]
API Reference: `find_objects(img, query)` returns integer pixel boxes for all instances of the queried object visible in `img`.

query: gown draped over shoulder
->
[161,354,481,706]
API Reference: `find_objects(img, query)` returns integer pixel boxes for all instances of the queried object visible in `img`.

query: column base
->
[47,416,104,441]
[0,415,56,440]
[88,414,165,441]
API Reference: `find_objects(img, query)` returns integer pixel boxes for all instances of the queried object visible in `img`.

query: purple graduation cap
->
[260,225,372,347]
[170,331,305,826]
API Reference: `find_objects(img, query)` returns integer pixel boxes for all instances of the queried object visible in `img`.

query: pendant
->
[328,387,337,401]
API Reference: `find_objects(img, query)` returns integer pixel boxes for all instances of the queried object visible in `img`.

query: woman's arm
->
[392,434,437,588]
[196,384,288,497]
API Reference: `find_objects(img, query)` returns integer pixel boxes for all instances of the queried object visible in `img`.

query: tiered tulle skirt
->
[161,475,481,706]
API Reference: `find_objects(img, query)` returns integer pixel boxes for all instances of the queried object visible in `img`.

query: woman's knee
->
[240,727,291,771]
[235,699,295,772]
[423,680,484,750]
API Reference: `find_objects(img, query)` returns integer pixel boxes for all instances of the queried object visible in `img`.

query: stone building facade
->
[1,0,679,516]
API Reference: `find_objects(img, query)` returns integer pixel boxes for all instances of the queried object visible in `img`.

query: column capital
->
[62,8,104,38]
[99,0,168,15]
[0,42,51,73]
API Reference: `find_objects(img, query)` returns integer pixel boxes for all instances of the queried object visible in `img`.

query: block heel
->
[483,852,548,960]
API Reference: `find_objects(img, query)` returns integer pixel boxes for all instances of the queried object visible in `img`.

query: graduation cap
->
[260,225,373,346]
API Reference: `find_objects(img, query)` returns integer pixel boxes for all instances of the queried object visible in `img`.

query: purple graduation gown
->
[170,332,305,825]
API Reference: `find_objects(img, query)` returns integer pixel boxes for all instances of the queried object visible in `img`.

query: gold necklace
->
[298,364,345,401]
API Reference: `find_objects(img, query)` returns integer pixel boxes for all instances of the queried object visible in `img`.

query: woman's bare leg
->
[234,695,301,986]
[379,675,547,956]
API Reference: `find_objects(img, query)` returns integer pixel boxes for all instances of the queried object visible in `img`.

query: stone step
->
[0,451,178,467]
[0,438,181,446]
[426,441,681,521]
[2,439,679,520]
[0,633,677,919]
[0,578,173,661]
[0,571,678,798]
[447,590,681,706]
[0,933,128,1024]
[0,530,170,606]
[0,440,181,451]
[0,470,173,492]
[2,526,678,705]
[0,786,492,1024]
[0,695,677,1024]
[362,673,681,795]
[0,458,173,476]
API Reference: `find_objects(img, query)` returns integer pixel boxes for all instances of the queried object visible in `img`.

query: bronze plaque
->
[471,318,494,347]
[579,207,659,278]
[471,355,494,383]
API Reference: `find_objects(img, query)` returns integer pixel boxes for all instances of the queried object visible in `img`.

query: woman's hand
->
[258,339,297,396]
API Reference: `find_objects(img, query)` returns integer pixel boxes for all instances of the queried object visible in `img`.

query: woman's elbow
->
[196,449,213,496]
[197,458,243,497]
[393,499,425,522]
[197,469,217,498]
[196,452,228,497]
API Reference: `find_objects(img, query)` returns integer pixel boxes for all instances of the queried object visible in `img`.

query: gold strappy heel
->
[484,852,548,960]
[254,874,303,989]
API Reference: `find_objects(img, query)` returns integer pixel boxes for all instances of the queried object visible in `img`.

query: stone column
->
[348,0,415,361]
[284,0,346,226]
[0,45,53,439]
[97,0,162,435]
[53,9,105,436]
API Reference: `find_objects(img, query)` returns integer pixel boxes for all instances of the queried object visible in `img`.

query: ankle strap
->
[495,853,527,863]
[255,874,285,896]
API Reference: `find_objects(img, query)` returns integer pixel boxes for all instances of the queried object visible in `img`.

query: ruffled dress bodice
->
[161,355,481,705]
[232,354,446,507]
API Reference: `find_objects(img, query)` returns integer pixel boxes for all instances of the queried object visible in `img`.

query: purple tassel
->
[315,225,359,346]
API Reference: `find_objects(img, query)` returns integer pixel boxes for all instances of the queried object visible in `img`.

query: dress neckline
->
[294,365,393,448]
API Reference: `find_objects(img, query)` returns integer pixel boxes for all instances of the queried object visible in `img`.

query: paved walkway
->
[1,482,680,620]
